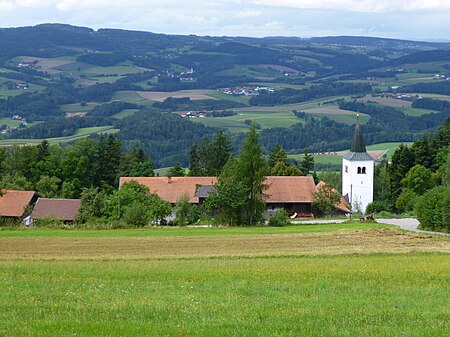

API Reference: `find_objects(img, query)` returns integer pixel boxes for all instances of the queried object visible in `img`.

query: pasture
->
[0,126,116,146]
[18,56,74,74]
[194,110,302,132]
[289,142,413,165]
[356,95,412,108]
[0,223,448,336]
[303,106,370,124]
[0,118,23,128]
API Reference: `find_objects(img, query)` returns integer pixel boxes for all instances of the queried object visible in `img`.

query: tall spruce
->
[189,131,232,176]
[237,125,268,226]
[388,144,414,199]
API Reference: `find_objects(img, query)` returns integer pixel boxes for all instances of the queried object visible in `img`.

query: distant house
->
[119,176,344,217]
[30,198,81,223]
[316,181,351,215]
[0,190,37,219]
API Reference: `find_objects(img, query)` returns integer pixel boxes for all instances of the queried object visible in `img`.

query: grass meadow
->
[0,126,116,146]
[0,222,449,336]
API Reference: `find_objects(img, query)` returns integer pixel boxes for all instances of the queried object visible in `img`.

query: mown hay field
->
[0,223,449,336]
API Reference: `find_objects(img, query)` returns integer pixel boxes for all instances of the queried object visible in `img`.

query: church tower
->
[342,115,374,213]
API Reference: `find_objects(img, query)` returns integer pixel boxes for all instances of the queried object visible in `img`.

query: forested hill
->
[2,24,450,166]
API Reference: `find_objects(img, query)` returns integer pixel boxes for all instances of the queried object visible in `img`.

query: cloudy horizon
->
[1,0,450,42]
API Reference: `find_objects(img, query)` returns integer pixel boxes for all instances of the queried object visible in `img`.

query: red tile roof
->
[264,176,317,203]
[120,176,318,204]
[30,198,81,221]
[120,177,218,203]
[0,190,36,218]
[316,181,351,213]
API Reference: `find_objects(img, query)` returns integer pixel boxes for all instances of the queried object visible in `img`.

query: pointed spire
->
[351,115,366,153]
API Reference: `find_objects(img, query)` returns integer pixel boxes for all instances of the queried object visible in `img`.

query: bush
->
[123,203,149,227]
[33,217,65,228]
[268,209,290,227]
[174,194,191,226]
[414,186,450,231]
[396,188,417,213]
[366,200,393,214]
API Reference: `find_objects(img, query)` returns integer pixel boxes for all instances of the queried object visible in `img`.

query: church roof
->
[344,117,373,161]
[343,152,374,161]
[351,122,366,153]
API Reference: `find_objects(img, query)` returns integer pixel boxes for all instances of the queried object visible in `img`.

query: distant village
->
[218,86,274,96]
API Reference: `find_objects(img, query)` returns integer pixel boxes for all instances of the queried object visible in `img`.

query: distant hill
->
[1,24,450,166]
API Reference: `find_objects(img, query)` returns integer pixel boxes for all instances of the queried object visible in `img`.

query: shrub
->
[123,203,149,227]
[268,209,290,227]
[366,200,393,214]
[33,217,65,228]
[395,188,417,213]
[443,191,450,230]
[174,194,191,226]
[414,186,450,231]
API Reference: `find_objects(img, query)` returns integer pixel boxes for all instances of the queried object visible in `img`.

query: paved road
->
[291,219,346,224]
[376,218,449,236]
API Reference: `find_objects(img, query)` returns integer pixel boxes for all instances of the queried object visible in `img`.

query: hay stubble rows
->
[1,228,448,260]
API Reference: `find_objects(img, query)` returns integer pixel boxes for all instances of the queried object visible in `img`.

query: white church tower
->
[342,115,374,213]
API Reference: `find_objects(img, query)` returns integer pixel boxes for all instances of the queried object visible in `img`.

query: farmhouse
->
[30,198,81,223]
[120,176,349,217]
[0,190,37,219]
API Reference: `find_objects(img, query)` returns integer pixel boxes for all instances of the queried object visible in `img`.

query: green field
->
[0,89,27,98]
[206,91,251,104]
[289,153,343,165]
[0,118,23,128]
[193,110,302,132]
[192,96,367,132]
[112,91,154,106]
[0,126,115,146]
[400,107,437,117]
[0,223,448,336]
[85,65,147,76]
[112,109,140,119]
[289,142,413,165]
[61,102,98,113]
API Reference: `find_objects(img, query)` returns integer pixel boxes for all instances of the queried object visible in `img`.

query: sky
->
[1,0,450,41]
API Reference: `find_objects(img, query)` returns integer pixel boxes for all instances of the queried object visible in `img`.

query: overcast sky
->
[1,0,450,41]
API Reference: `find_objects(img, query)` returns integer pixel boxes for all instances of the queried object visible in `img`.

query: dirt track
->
[1,229,448,260]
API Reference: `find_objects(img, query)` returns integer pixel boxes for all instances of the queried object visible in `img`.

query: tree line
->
[368,117,450,232]
[0,135,154,199]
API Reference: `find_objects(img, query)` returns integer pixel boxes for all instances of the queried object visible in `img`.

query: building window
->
[357,167,361,174]
[362,167,366,174]
[345,165,348,173]
[357,167,366,174]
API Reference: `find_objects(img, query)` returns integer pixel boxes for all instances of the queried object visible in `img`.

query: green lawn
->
[0,223,448,336]
[0,253,448,336]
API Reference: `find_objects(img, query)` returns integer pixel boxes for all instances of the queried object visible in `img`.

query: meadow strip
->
[0,254,448,336]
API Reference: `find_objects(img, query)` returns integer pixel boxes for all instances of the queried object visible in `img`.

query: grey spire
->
[351,115,366,153]
[343,114,373,161]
